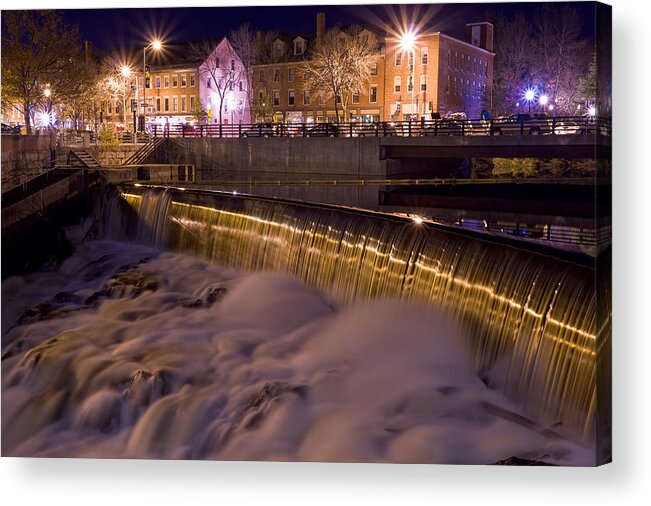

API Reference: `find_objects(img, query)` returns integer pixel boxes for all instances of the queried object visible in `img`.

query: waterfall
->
[105,184,610,443]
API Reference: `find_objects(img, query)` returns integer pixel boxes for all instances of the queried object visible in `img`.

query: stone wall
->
[1,135,52,187]
[86,144,142,166]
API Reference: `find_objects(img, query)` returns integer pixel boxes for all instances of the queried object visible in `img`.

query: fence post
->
[520,119,524,135]
[461,120,465,136]
[408,120,412,137]
[349,123,353,138]
[552,117,556,135]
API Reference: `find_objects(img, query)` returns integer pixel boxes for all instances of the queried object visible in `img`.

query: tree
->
[577,52,597,109]
[230,24,258,122]
[190,99,207,124]
[490,12,533,115]
[193,38,243,133]
[531,4,591,114]
[304,27,378,124]
[1,11,83,134]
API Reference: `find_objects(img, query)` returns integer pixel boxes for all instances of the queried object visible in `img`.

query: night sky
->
[47,2,597,51]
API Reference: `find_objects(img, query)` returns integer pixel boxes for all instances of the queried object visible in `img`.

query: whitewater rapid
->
[1,240,593,464]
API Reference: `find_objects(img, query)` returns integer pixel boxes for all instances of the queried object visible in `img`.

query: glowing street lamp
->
[399,29,418,121]
[143,39,163,132]
[523,87,536,112]
[43,87,52,98]
[539,94,549,107]
[588,105,596,117]
[121,65,132,78]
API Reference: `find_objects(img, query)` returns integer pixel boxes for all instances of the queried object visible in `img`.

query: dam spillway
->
[105,184,610,444]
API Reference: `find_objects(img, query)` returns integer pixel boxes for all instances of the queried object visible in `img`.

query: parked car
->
[552,120,583,135]
[240,123,275,138]
[1,123,21,135]
[355,122,399,137]
[490,113,551,135]
[305,123,341,137]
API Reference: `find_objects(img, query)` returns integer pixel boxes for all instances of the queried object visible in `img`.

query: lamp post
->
[143,39,162,132]
[538,94,549,112]
[400,30,417,121]
[120,65,132,132]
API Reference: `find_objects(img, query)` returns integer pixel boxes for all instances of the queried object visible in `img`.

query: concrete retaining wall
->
[165,137,387,182]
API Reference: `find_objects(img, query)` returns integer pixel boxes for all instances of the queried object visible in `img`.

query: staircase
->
[68,149,101,168]
[124,138,166,165]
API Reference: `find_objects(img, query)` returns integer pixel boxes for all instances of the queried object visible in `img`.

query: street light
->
[399,30,417,121]
[120,65,133,131]
[143,39,163,132]
[524,88,536,113]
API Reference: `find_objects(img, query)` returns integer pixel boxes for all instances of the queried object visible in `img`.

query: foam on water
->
[1,241,593,464]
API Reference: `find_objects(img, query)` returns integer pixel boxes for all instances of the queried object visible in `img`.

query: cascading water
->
[1,184,610,464]
[106,185,610,445]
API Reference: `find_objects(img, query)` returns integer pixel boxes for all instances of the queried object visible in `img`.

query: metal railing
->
[150,115,612,139]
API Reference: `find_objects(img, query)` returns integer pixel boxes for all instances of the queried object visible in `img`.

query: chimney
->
[85,40,93,65]
[466,22,493,52]
[256,30,265,55]
[316,12,326,48]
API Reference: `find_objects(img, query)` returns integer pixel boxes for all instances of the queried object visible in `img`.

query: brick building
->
[384,22,494,121]
[252,13,387,125]
[252,13,494,125]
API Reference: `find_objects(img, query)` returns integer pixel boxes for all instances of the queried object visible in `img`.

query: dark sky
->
[51,2,596,51]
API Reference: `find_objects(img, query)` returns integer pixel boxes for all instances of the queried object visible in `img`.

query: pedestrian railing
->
[149,115,612,139]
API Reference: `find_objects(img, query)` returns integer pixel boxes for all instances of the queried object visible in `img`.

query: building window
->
[231,59,235,71]
[420,74,427,92]
[156,76,161,88]
[407,76,413,92]
[239,81,243,91]
[395,51,402,66]
[190,74,195,87]
[453,76,457,95]
[172,75,178,87]
[454,51,458,69]
[164,76,169,88]
[181,74,186,87]
[288,68,295,82]
[473,57,477,74]
[273,68,280,82]
[408,51,414,67]
[303,90,310,105]
[273,91,280,106]
[394,76,401,93]
[181,96,186,112]
[319,91,326,105]
[352,92,360,104]
[485,62,488,78]
[164,97,169,112]
[207,78,211,88]
[370,62,378,76]
[173,96,178,112]
[471,25,481,46]
[274,40,284,57]
[259,70,265,83]
[190,96,195,109]
[421,47,428,65]
[156,98,161,112]
[294,39,305,55]
[447,49,450,68]
[446,75,451,94]
[336,95,342,104]
[288,91,295,106]
[369,85,377,103]
[229,82,233,91]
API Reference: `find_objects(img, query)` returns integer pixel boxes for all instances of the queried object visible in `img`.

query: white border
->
[1,1,650,504]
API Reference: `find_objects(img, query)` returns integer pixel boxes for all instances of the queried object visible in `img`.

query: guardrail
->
[150,115,612,139]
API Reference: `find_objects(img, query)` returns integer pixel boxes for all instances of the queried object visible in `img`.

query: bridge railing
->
[150,115,612,139]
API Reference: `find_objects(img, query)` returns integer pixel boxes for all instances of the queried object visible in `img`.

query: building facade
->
[383,22,494,121]
[252,14,494,124]
[252,13,386,125]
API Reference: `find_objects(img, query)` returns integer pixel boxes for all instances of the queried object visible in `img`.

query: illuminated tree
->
[1,10,83,134]
[230,24,258,121]
[304,26,378,124]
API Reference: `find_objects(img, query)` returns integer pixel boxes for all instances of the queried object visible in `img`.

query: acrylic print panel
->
[1,2,611,466]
